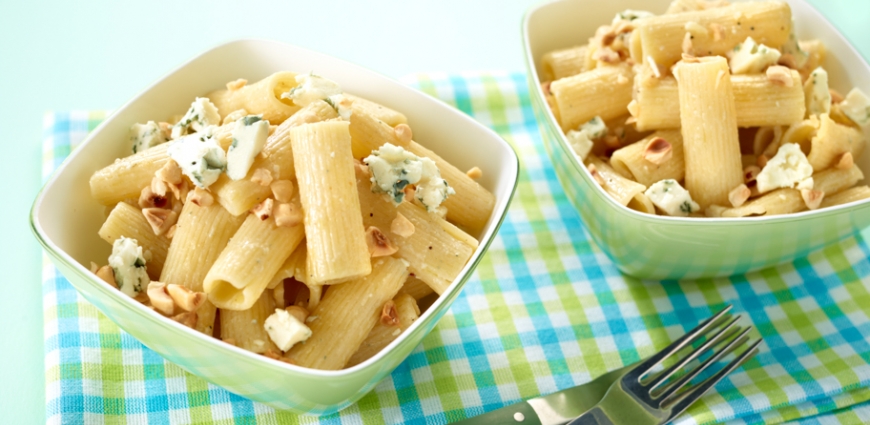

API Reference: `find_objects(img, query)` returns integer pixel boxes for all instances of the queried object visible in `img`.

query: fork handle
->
[567,407,613,425]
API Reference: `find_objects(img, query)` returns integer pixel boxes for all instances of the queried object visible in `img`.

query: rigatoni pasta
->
[88,69,492,370]
[538,0,869,219]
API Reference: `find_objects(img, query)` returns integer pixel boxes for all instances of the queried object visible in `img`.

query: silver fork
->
[567,305,761,425]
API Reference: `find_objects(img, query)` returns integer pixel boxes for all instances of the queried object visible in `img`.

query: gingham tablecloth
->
[42,72,870,425]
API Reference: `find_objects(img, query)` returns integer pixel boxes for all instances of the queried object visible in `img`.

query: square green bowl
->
[30,39,519,414]
[523,0,870,279]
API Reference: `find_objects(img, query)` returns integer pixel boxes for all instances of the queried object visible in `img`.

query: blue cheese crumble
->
[227,115,269,180]
[264,308,312,351]
[612,10,653,25]
[171,97,221,139]
[644,179,699,217]
[804,67,831,117]
[281,73,352,120]
[566,116,607,160]
[167,128,227,188]
[363,143,455,212]
[130,121,168,154]
[756,143,813,193]
[108,237,150,298]
[840,88,870,128]
[780,27,809,69]
[729,37,781,74]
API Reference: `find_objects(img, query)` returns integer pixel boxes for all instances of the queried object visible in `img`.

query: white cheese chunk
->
[171,97,221,139]
[756,143,814,193]
[264,308,312,351]
[167,129,227,188]
[280,73,352,120]
[108,237,150,298]
[840,88,870,128]
[566,116,607,160]
[612,9,653,25]
[644,179,700,217]
[780,28,809,69]
[227,115,269,180]
[363,143,455,212]
[804,67,831,116]
[729,37,781,74]
[129,121,167,154]
[282,73,341,106]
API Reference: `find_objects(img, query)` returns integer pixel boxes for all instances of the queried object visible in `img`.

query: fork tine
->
[647,315,742,391]
[657,326,752,402]
[665,338,762,421]
[630,305,733,380]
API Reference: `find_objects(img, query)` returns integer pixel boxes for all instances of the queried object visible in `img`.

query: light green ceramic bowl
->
[523,0,870,279]
[30,39,519,414]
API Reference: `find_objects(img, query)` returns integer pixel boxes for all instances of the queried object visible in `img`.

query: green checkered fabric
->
[42,74,870,424]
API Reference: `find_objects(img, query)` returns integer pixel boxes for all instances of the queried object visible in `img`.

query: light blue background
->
[0,1,866,422]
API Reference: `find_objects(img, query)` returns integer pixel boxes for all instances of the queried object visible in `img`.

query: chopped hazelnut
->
[643,137,673,165]
[465,166,482,180]
[186,187,213,207]
[394,124,413,144]
[778,53,798,69]
[801,189,825,210]
[147,281,175,316]
[96,265,117,289]
[166,283,206,312]
[588,164,606,185]
[286,305,310,323]
[766,66,793,87]
[273,284,285,309]
[139,185,168,209]
[166,225,177,239]
[366,226,398,257]
[143,208,178,235]
[756,155,769,168]
[830,89,844,104]
[594,47,620,64]
[403,185,416,203]
[627,100,640,118]
[380,300,399,326]
[709,22,724,41]
[171,311,198,328]
[251,168,273,186]
[391,213,415,238]
[728,184,751,207]
[226,78,247,91]
[263,349,282,360]
[836,152,854,170]
[270,180,295,202]
[743,165,762,184]
[157,160,183,186]
[273,202,303,227]
[251,198,274,220]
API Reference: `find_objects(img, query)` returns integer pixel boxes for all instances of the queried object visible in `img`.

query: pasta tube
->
[204,212,305,311]
[632,70,805,131]
[207,72,300,125]
[346,293,420,367]
[675,57,743,209]
[633,1,791,69]
[550,65,633,132]
[160,201,245,335]
[98,202,170,280]
[287,257,409,370]
[291,121,371,284]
